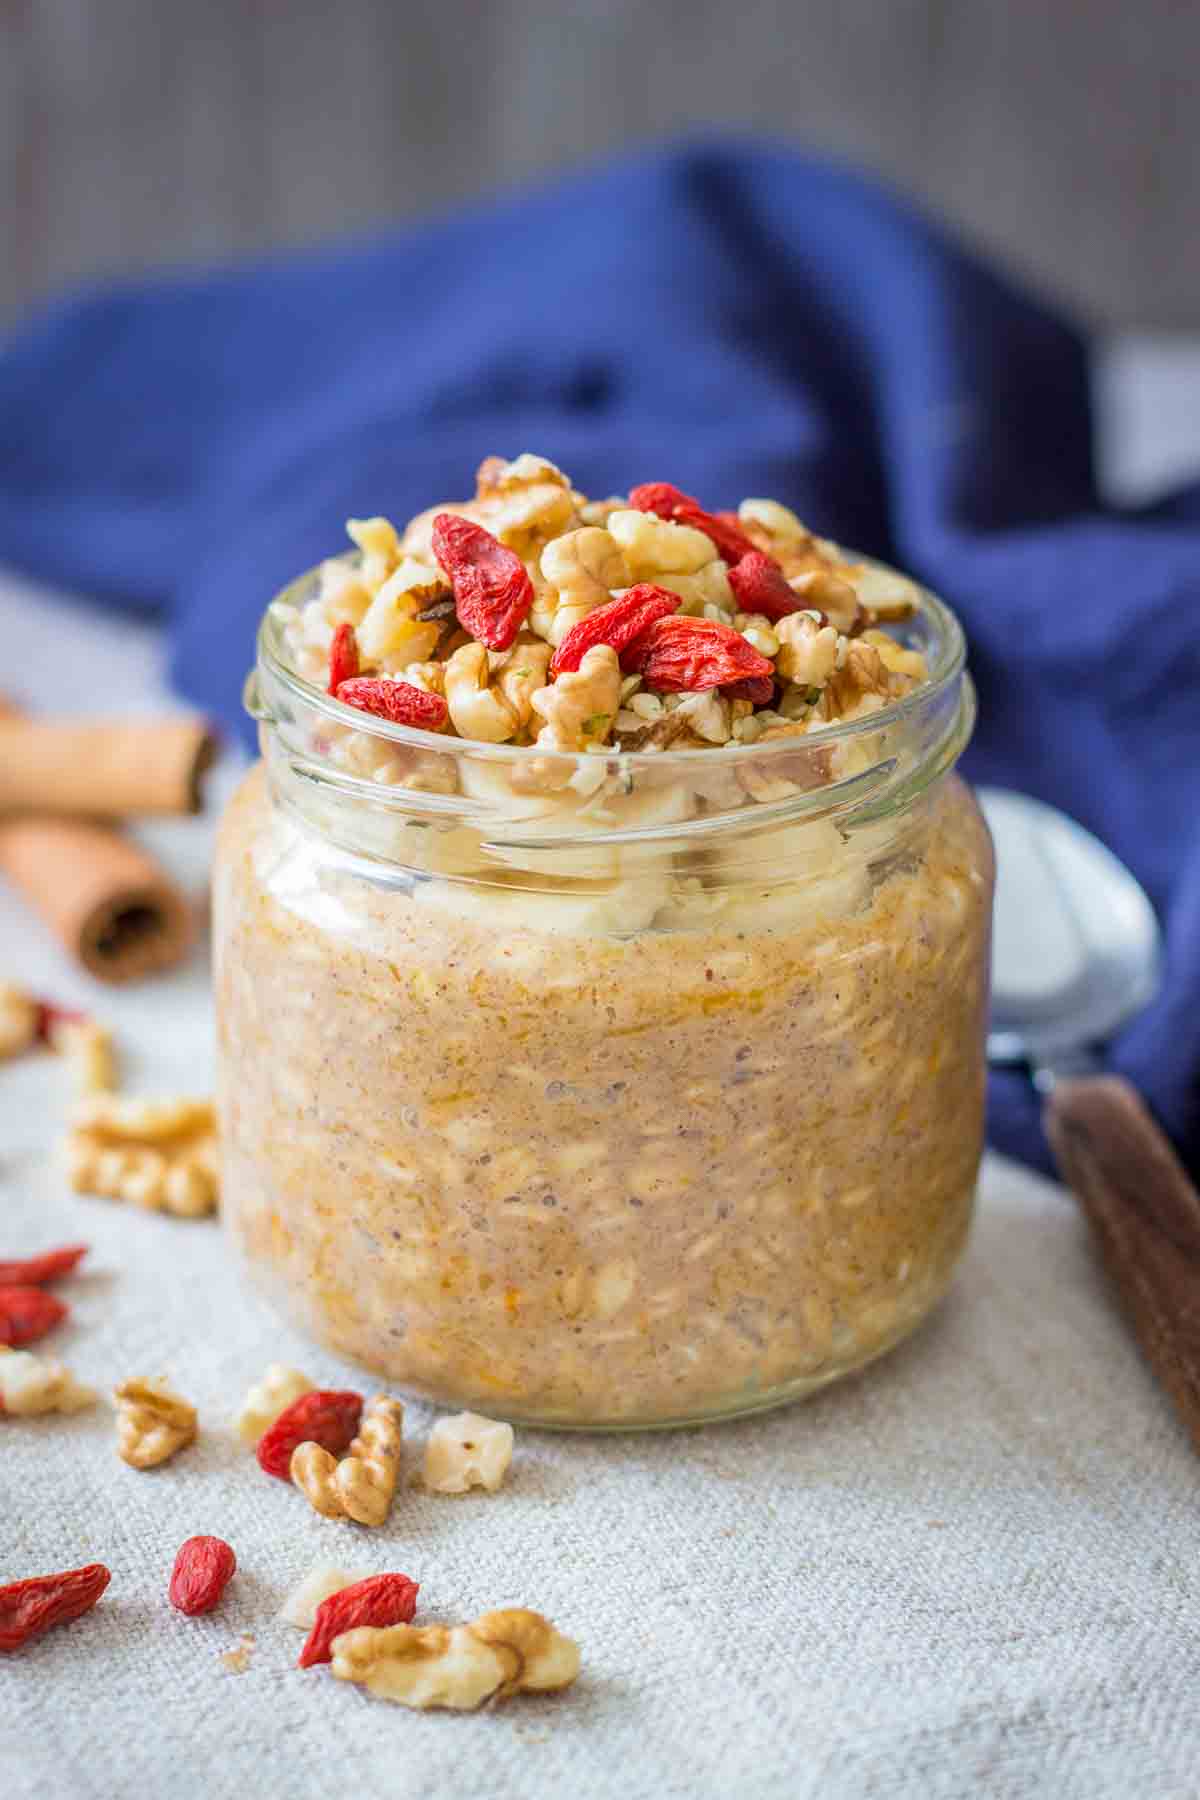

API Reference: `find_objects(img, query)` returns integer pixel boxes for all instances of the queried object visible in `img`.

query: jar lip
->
[256,549,967,771]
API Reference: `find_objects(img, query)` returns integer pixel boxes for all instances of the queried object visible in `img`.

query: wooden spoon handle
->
[1045,1074,1200,1452]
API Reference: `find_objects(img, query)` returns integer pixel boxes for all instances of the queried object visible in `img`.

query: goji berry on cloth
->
[628,482,760,568]
[626,616,774,693]
[257,1389,364,1481]
[728,552,805,623]
[326,622,360,695]
[168,1537,237,1616]
[550,584,681,676]
[0,1286,67,1347]
[0,1245,87,1286]
[432,514,534,651]
[335,678,448,732]
[0,1563,110,1651]
[298,1571,420,1667]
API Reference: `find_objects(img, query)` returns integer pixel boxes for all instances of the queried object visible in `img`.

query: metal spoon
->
[980,787,1200,1450]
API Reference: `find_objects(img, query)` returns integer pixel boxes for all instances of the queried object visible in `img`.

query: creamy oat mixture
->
[217,461,992,1424]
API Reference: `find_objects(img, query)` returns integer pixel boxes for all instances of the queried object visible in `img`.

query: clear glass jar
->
[215,561,992,1428]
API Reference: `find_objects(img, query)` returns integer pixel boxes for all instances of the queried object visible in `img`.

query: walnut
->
[530,645,621,751]
[422,1412,514,1493]
[0,1346,95,1416]
[472,454,576,555]
[443,641,520,743]
[860,628,929,684]
[114,1376,197,1468]
[235,1364,314,1447]
[495,636,553,733]
[291,1394,403,1526]
[0,983,38,1060]
[818,639,901,723]
[651,560,734,615]
[346,515,403,591]
[539,528,629,643]
[774,613,841,689]
[330,1608,580,1710]
[787,570,861,634]
[64,1095,219,1218]
[279,1563,370,1629]
[356,559,447,665]
[606,508,717,577]
[737,497,810,543]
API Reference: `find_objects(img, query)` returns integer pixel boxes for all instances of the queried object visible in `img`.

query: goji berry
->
[626,616,774,693]
[549,584,681,677]
[728,551,805,623]
[724,674,776,705]
[0,1286,67,1348]
[326,622,360,695]
[0,1244,87,1286]
[432,513,534,651]
[297,1571,420,1668]
[256,1389,364,1481]
[335,678,448,732]
[0,1563,110,1652]
[628,482,759,568]
[168,1536,237,1616]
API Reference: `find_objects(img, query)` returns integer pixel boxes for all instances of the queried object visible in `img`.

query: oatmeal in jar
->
[216,457,993,1426]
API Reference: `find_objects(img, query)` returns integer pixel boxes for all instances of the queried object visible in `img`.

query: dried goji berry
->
[297,1571,420,1668]
[256,1389,364,1481]
[724,674,776,705]
[335,678,448,732]
[0,1286,67,1348]
[432,513,534,651]
[728,551,805,623]
[549,583,681,677]
[626,616,774,693]
[168,1536,237,1616]
[326,622,360,695]
[0,1563,110,1652]
[0,1244,87,1286]
[628,482,760,567]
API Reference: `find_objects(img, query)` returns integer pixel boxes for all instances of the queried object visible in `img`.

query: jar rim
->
[254,549,967,772]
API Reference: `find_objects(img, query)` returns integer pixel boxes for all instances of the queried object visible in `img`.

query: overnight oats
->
[215,456,993,1427]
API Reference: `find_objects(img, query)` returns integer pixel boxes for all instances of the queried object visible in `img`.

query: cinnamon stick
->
[0,717,216,817]
[0,817,194,984]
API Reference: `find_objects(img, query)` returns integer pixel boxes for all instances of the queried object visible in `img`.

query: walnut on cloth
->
[330,1608,580,1710]
[64,1094,219,1218]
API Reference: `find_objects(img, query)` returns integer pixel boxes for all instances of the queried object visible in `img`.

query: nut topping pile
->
[278,457,929,753]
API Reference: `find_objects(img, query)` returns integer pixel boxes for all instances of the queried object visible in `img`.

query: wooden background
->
[3,0,1198,327]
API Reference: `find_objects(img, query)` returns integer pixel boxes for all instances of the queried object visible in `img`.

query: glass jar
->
[215,561,992,1428]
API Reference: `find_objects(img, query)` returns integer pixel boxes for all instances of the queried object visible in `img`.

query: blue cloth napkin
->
[1,138,1197,1180]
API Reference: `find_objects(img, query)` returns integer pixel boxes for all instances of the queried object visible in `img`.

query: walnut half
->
[331,1608,580,1710]
[64,1094,219,1218]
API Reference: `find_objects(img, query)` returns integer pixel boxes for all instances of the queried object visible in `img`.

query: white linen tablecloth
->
[2,338,1199,1799]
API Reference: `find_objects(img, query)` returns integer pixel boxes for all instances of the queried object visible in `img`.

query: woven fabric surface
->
[2,1125,1198,1800]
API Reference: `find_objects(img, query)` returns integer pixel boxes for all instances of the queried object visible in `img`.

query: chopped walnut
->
[0,1345,95,1416]
[64,1095,219,1217]
[443,641,520,743]
[539,528,630,644]
[423,1412,514,1493]
[356,559,447,666]
[235,1364,314,1447]
[860,628,929,684]
[530,645,620,751]
[472,454,576,555]
[788,570,862,634]
[817,639,902,724]
[774,613,841,689]
[651,559,734,615]
[495,636,553,732]
[114,1376,197,1468]
[291,1394,403,1526]
[606,508,716,577]
[330,1608,580,1710]
[279,1563,371,1629]
[346,516,403,591]
[737,497,810,543]
[0,983,38,1060]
